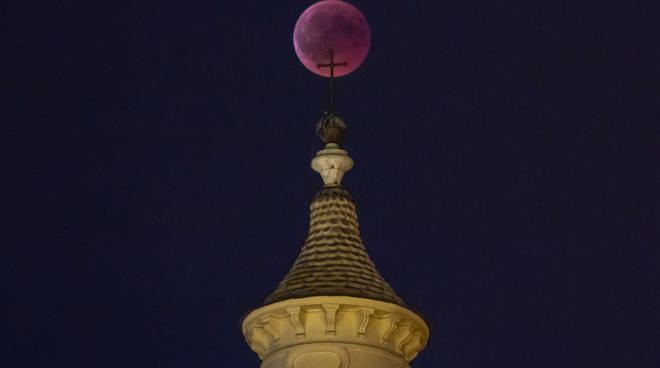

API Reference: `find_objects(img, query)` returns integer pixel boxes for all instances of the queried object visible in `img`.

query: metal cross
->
[317,49,347,114]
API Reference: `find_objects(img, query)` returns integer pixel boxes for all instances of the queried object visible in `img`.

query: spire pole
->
[314,49,351,186]
[317,49,347,114]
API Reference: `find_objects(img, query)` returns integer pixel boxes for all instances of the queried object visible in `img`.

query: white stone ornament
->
[311,143,354,186]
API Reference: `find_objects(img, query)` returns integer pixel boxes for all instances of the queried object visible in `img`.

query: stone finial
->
[311,143,354,186]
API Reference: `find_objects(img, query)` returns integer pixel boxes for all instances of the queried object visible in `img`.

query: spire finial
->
[311,143,353,187]
[317,49,348,115]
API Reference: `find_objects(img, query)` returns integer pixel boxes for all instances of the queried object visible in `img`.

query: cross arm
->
[317,61,348,68]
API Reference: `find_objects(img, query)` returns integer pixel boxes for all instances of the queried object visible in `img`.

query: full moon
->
[293,0,371,78]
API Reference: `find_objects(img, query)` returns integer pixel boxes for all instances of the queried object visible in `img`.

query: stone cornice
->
[242,296,429,363]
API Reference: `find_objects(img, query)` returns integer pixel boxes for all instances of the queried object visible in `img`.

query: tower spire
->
[313,49,352,187]
[242,3,428,367]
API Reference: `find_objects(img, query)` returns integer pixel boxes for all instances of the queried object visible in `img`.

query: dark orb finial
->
[316,112,346,144]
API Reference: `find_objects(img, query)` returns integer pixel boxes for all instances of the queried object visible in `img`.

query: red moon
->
[293,0,371,78]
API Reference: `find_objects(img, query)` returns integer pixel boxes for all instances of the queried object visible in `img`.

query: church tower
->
[242,1,429,367]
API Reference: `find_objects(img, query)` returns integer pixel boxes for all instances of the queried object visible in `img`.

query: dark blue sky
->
[4,1,658,367]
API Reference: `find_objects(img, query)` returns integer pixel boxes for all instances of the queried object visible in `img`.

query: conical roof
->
[264,185,405,306]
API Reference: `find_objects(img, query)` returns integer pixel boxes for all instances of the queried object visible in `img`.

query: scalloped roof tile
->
[263,186,405,306]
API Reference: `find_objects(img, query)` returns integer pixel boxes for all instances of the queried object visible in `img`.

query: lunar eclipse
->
[293,0,371,77]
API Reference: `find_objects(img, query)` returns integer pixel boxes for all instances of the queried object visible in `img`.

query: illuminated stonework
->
[311,143,353,186]
[243,296,428,368]
[242,138,429,367]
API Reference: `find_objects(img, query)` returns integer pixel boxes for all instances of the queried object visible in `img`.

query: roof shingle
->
[263,186,405,306]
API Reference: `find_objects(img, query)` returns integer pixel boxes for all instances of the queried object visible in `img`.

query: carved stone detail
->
[311,144,354,186]
[381,314,402,343]
[259,315,281,343]
[356,307,375,337]
[247,325,271,359]
[322,304,340,335]
[394,322,414,353]
[286,307,306,337]
[403,331,424,361]
[242,296,428,364]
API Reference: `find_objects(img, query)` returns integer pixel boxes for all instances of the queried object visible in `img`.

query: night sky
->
[4,1,659,367]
